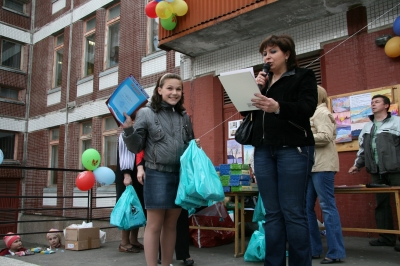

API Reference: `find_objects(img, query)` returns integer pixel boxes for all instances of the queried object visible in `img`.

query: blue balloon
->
[93,167,115,186]
[155,0,163,2]
[394,16,400,36]
[0,149,3,164]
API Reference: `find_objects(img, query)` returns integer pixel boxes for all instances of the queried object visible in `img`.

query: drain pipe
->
[19,0,36,232]
[63,0,74,217]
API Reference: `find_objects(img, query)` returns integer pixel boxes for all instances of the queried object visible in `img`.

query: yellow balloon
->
[156,1,173,19]
[171,0,188,16]
[384,36,400,58]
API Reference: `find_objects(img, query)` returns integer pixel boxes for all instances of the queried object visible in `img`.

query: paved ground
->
[1,236,400,266]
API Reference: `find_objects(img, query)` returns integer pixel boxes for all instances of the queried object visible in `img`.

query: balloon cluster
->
[384,16,400,58]
[145,0,188,31]
[76,148,116,191]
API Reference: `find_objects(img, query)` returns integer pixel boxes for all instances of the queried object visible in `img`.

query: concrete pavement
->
[1,236,400,266]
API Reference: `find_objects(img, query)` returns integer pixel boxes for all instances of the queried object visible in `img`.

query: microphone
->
[258,63,271,90]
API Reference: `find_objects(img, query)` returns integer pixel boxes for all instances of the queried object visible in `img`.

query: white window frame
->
[52,34,64,89]
[1,38,23,70]
[48,128,59,186]
[79,121,92,168]
[3,0,26,14]
[102,117,118,169]
[0,130,17,161]
[147,17,160,55]
[83,17,96,77]
[104,3,120,70]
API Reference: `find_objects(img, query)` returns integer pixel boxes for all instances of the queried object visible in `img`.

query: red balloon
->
[145,1,158,18]
[76,171,95,191]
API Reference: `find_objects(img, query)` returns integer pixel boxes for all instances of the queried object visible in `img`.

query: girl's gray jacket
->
[122,103,194,173]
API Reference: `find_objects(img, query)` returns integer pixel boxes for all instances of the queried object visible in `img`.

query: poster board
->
[327,84,399,152]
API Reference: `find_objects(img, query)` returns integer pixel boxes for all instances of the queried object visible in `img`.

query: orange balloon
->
[384,36,400,58]
[76,171,95,191]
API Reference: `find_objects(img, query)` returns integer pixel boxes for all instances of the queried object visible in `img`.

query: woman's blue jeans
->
[254,145,314,266]
[306,171,346,259]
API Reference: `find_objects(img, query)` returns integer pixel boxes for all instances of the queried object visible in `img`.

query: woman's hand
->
[256,72,269,89]
[252,93,280,113]
[137,165,145,185]
[123,173,132,186]
[122,112,133,129]
[195,138,201,148]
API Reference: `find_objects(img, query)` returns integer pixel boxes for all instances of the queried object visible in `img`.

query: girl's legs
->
[160,208,182,266]
[145,209,166,266]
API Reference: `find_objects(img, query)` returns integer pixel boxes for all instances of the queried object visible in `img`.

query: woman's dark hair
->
[150,73,185,113]
[372,94,391,112]
[259,34,298,70]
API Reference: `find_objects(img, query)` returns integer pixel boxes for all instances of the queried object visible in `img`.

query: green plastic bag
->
[110,185,146,230]
[252,193,266,222]
[176,140,224,209]
[244,221,265,262]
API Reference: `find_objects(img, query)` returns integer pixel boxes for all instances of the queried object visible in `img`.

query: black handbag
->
[235,112,253,145]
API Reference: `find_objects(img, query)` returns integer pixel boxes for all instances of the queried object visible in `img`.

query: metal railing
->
[0,165,116,238]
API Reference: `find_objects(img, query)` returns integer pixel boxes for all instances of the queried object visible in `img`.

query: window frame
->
[79,121,92,169]
[0,86,20,101]
[3,0,26,14]
[147,17,160,55]
[102,116,118,169]
[0,130,17,161]
[52,34,64,89]
[48,128,59,186]
[104,3,120,70]
[1,38,23,70]
[83,17,96,78]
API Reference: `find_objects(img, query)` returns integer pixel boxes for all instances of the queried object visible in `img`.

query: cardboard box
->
[65,239,100,251]
[65,227,100,251]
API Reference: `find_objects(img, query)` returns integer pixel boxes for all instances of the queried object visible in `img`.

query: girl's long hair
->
[150,73,186,113]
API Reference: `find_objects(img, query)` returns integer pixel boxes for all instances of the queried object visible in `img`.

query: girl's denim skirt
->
[143,168,180,209]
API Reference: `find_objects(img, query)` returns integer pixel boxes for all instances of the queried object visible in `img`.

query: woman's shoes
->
[183,258,194,265]
[157,259,161,264]
[118,244,140,253]
[321,258,341,264]
[312,255,321,259]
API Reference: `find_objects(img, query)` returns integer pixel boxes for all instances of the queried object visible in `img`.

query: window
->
[106,4,120,69]
[4,0,25,13]
[49,128,59,185]
[0,131,15,160]
[0,87,19,100]
[148,18,160,54]
[83,17,96,77]
[80,121,92,168]
[1,39,22,69]
[103,117,118,169]
[53,34,64,88]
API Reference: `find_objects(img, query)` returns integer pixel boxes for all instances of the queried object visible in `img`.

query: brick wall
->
[0,1,31,30]
[35,0,72,28]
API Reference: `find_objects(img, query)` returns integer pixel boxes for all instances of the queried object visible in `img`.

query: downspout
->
[20,0,36,230]
[63,0,74,217]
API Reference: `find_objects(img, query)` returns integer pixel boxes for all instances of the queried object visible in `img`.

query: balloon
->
[145,0,158,18]
[0,149,3,164]
[82,148,101,170]
[93,167,115,186]
[394,16,400,36]
[155,1,173,19]
[384,36,400,58]
[165,0,175,2]
[155,0,162,2]
[171,0,188,16]
[161,14,177,30]
[76,171,96,191]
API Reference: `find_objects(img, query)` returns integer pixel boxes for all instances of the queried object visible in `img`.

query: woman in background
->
[306,85,345,264]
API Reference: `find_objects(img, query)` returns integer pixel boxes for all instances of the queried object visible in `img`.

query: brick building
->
[0,0,399,238]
